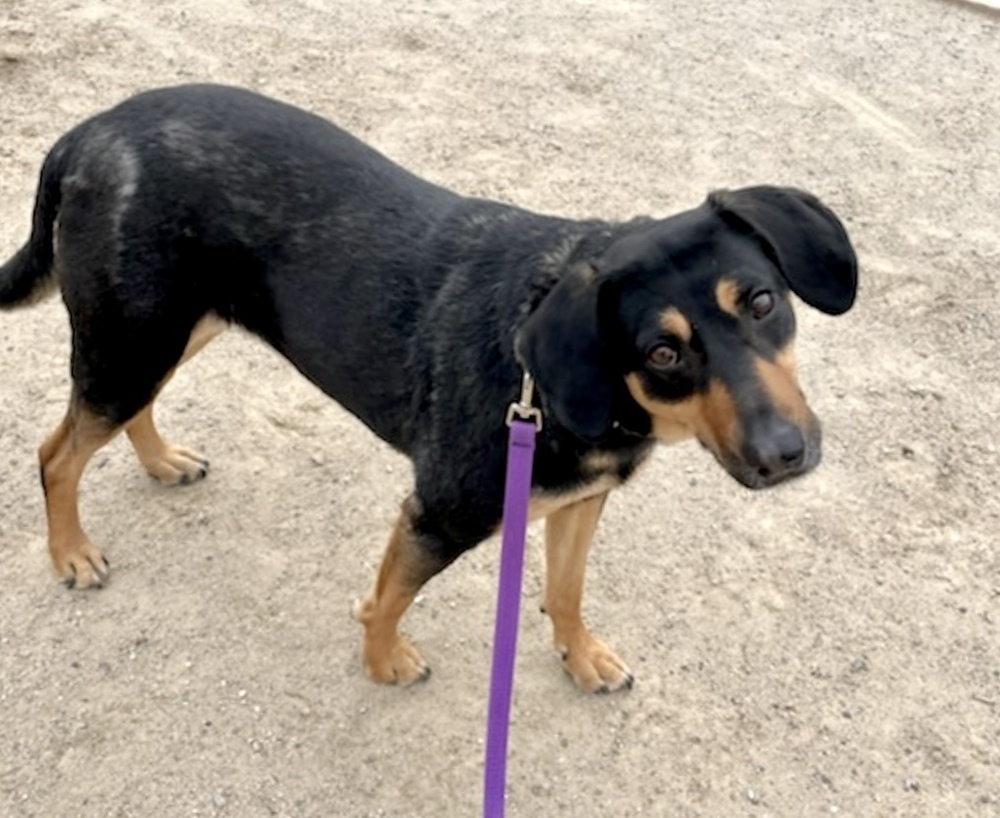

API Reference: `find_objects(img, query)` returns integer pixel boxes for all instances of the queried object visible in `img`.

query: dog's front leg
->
[543,492,634,693]
[353,495,445,685]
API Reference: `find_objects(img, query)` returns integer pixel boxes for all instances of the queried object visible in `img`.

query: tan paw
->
[353,597,430,685]
[141,444,209,486]
[52,538,110,589]
[362,633,431,685]
[557,632,634,694]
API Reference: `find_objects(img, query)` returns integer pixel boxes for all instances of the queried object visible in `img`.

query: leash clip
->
[505,372,543,431]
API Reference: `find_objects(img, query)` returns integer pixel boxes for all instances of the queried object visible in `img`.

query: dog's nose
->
[743,416,805,480]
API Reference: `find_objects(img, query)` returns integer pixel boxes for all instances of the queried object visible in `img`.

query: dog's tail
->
[0,139,72,309]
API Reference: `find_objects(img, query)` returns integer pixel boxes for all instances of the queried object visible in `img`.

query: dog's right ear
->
[709,186,858,315]
[515,265,615,443]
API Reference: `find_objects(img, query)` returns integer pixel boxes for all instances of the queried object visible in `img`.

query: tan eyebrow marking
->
[658,307,692,343]
[715,278,741,316]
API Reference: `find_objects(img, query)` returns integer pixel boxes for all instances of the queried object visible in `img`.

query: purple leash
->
[483,373,542,818]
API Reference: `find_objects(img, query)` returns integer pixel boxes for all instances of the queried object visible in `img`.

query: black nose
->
[743,416,805,480]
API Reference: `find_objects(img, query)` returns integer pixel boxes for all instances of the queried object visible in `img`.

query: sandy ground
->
[1,0,999,816]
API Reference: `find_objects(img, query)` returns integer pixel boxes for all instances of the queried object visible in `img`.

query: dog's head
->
[517,185,858,489]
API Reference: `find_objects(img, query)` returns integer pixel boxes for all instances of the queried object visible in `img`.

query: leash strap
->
[484,375,540,818]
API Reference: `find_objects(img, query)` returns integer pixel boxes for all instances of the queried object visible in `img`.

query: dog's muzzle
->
[715,414,823,490]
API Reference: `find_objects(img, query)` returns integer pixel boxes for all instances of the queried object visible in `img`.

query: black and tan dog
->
[0,85,857,693]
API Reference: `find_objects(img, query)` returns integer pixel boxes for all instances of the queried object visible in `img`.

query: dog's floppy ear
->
[709,186,858,315]
[515,264,615,442]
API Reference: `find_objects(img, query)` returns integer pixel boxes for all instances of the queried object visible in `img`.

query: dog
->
[0,84,857,693]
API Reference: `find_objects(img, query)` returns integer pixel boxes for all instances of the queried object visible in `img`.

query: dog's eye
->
[749,290,775,319]
[647,343,679,369]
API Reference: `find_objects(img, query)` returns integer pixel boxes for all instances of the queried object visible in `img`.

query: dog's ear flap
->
[709,186,858,315]
[515,265,615,442]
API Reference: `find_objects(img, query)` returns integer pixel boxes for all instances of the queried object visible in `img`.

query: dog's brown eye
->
[647,343,679,369]
[750,290,775,319]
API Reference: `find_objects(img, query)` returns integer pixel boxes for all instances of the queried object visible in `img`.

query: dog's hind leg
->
[39,399,119,589]
[41,302,222,587]
[124,314,227,485]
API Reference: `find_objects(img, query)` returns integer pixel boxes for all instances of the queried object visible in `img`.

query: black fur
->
[0,84,858,575]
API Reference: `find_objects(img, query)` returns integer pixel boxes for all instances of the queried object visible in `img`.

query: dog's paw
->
[141,443,209,486]
[53,538,110,590]
[361,633,430,686]
[557,632,634,694]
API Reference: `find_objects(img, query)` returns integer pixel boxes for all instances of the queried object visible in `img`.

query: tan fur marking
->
[544,493,632,692]
[701,378,741,454]
[181,312,228,364]
[355,497,433,685]
[659,307,692,343]
[39,403,118,588]
[529,474,619,521]
[755,345,814,426]
[624,373,740,455]
[774,344,798,380]
[715,278,741,316]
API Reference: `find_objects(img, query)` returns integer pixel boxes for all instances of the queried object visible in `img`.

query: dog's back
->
[0,85,469,445]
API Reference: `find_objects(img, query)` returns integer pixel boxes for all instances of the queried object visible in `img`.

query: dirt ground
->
[1,0,998,816]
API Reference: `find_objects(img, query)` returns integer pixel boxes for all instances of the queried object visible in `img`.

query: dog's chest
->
[528,445,651,521]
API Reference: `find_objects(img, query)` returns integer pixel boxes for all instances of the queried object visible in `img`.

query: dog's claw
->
[55,541,110,590]
[90,556,110,588]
